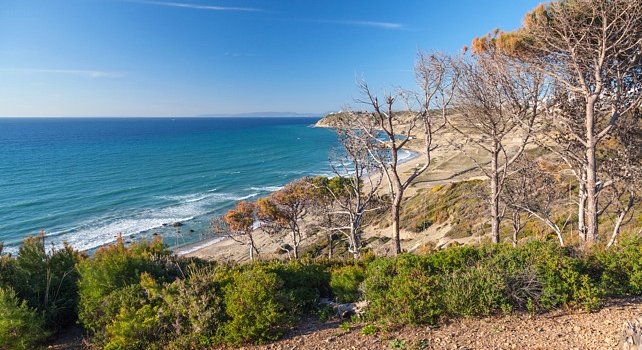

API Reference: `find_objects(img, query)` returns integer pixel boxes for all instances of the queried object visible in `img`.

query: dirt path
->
[234,298,642,350]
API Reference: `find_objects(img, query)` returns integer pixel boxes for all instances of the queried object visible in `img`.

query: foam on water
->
[0,117,339,253]
[3,190,260,254]
[248,186,283,192]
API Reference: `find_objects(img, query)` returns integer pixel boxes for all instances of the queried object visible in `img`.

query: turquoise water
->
[0,117,338,253]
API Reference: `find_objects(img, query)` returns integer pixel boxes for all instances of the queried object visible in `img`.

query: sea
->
[0,116,343,254]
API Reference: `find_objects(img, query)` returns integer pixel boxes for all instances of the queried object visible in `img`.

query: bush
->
[440,264,508,317]
[222,265,293,344]
[85,281,155,348]
[361,242,607,326]
[363,255,443,325]
[483,242,602,312]
[330,264,365,303]
[0,287,49,350]
[77,237,177,334]
[595,236,642,296]
[103,279,162,350]
[161,265,227,349]
[266,261,331,314]
[423,245,481,273]
[0,235,85,331]
[0,253,17,289]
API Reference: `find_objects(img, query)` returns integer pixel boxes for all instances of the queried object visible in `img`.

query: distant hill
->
[196,112,324,118]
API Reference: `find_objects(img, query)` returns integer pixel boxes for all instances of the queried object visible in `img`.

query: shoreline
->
[174,236,227,256]
[178,137,424,261]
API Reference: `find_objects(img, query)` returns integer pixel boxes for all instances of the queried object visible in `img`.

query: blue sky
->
[0,0,543,117]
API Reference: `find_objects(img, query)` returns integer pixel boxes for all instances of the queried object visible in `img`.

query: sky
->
[0,0,543,117]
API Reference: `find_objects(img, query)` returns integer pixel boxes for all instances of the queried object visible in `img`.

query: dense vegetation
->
[2,235,642,349]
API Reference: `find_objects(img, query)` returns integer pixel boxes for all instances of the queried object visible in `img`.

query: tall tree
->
[350,52,457,254]
[450,48,542,243]
[493,0,642,243]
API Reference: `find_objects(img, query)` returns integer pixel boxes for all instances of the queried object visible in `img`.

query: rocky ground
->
[49,299,642,349]
[231,298,642,350]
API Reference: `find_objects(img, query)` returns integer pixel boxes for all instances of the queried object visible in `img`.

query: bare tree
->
[503,158,571,246]
[350,52,457,254]
[450,48,543,243]
[495,0,642,243]
[309,119,384,259]
[501,175,534,247]
[602,113,642,247]
[256,179,312,259]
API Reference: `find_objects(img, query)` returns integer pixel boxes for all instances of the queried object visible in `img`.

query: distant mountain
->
[195,112,324,118]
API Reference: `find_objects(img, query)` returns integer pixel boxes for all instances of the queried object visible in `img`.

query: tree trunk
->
[351,215,363,259]
[292,231,299,259]
[511,211,520,247]
[391,193,403,255]
[585,100,599,243]
[327,232,333,259]
[607,211,627,249]
[578,179,587,241]
[607,197,634,249]
[248,235,256,262]
[490,145,501,244]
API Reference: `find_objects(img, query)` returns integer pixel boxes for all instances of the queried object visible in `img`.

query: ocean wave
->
[158,191,258,204]
[30,190,260,253]
[248,186,283,192]
[56,216,195,252]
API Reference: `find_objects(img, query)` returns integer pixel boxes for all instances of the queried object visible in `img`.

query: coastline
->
[177,120,424,261]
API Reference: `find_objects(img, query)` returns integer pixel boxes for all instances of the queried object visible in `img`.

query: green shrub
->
[2,235,85,331]
[440,264,508,317]
[330,264,365,303]
[361,324,378,335]
[266,261,331,314]
[423,245,481,273]
[0,287,49,350]
[483,241,602,312]
[161,265,227,349]
[87,282,154,347]
[363,255,443,325]
[595,236,642,296]
[222,265,293,344]
[317,305,334,322]
[0,253,17,289]
[77,237,177,333]
[103,277,162,350]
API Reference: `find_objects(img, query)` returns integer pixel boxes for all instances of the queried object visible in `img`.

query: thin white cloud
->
[313,19,404,30]
[224,52,259,57]
[0,68,124,78]
[130,0,264,12]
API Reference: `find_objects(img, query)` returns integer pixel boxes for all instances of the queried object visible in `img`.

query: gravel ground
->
[233,298,642,350]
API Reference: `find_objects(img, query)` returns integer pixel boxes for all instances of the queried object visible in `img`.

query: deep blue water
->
[0,117,337,253]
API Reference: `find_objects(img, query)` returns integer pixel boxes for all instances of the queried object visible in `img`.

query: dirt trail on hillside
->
[231,298,642,350]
